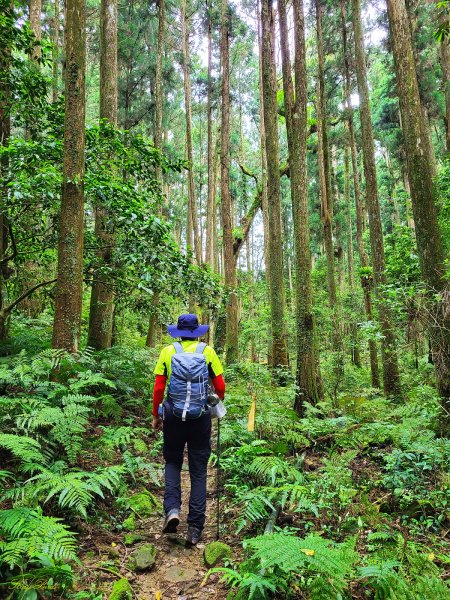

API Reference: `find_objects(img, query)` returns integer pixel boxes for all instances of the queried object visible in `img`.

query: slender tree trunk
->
[29,0,42,61]
[52,0,86,352]
[220,0,238,364]
[212,130,219,274]
[440,13,450,152]
[52,0,60,102]
[344,142,353,288]
[154,0,165,189]
[279,0,319,412]
[405,0,436,176]
[261,0,288,370]
[205,1,215,268]
[257,1,270,278]
[181,0,201,265]
[145,0,165,348]
[342,2,380,386]
[0,3,12,341]
[352,0,401,396]
[387,0,450,417]
[315,0,337,308]
[87,0,117,350]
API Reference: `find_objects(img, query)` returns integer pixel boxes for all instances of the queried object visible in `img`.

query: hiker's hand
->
[152,416,162,431]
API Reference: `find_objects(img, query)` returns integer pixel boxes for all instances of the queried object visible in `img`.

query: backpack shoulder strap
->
[173,342,184,354]
[195,342,207,354]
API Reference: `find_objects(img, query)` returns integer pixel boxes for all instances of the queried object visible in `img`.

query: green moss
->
[204,541,233,567]
[109,577,132,600]
[127,543,157,572]
[128,490,161,517]
[124,533,144,546]
[122,513,136,531]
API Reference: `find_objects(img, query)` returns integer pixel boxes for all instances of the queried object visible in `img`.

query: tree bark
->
[220,0,238,364]
[0,3,12,341]
[52,0,86,352]
[316,0,337,309]
[205,1,215,268]
[145,0,165,348]
[440,12,450,152]
[181,0,201,265]
[279,0,320,412]
[387,0,450,417]
[261,0,288,370]
[352,0,401,396]
[87,0,118,350]
[29,0,42,61]
[52,0,60,102]
[257,0,270,281]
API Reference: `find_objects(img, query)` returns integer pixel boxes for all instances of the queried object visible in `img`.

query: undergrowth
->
[0,326,448,598]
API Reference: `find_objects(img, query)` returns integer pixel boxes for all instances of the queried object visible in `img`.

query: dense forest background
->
[0,0,449,597]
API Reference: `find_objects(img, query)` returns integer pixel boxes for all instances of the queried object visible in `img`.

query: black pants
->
[163,403,212,530]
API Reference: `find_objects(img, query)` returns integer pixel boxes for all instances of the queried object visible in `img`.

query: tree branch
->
[233,187,262,260]
[2,279,57,316]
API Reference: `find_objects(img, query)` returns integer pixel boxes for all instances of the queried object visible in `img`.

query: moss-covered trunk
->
[387,0,450,420]
[341,1,379,387]
[261,0,288,370]
[220,0,238,364]
[52,0,86,352]
[279,0,319,412]
[352,0,401,396]
[87,0,118,350]
[181,0,201,265]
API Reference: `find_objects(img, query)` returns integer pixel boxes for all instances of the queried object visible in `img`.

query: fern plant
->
[0,507,78,567]
[211,533,357,599]
[17,464,125,517]
[16,396,92,464]
[0,433,46,466]
[0,508,77,597]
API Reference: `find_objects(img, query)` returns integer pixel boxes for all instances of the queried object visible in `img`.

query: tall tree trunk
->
[52,0,86,352]
[87,0,117,350]
[261,0,288,370]
[220,0,238,363]
[316,0,337,309]
[257,0,270,278]
[154,0,165,189]
[145,0,165,348]
[52,0,60,102]
[352,0,401,396]
[405,0,436,176]
[344,142,354,288]
[181,0,201,265]
[0,2,13,341]
[440,10,450,153]
[387,0,450,418]
[29,0,42,61]
[205,1,215,268]
[279,0,320,412]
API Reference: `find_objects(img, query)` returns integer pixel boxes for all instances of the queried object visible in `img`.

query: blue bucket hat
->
[167,314,209,339]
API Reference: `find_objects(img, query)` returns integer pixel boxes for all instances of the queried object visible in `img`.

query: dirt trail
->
[135,460,226,599]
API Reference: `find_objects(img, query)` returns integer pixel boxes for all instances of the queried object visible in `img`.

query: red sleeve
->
[152,374,167,417]
[212,374,225,400]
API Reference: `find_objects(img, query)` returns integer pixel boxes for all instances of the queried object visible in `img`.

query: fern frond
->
[245,533,357,585]
[0,433,45,464]
[0,507,77,567]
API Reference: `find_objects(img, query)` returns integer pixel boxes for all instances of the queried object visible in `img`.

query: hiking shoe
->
[162,509,180,534]
[185,525,202,546]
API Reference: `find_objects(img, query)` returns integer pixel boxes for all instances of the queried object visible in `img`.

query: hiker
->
[151,313,226,546]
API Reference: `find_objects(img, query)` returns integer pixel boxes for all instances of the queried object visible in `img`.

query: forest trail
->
[83,429,229,600]
[135,459,225,599]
